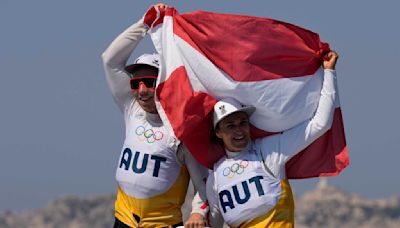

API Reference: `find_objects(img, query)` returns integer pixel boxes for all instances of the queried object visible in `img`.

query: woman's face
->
[216,112,251,152]
[131,66,158,113]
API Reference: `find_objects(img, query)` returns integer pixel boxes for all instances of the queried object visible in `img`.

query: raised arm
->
[259,51,339,176]
[101,4,168,111]
[101,18,147,111]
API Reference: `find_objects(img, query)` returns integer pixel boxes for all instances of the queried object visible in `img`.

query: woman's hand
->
[184,213,207,228]
[323,51,339,70]
[143,3,170,28]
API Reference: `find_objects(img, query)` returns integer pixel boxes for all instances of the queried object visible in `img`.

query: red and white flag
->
[147,7,349,178]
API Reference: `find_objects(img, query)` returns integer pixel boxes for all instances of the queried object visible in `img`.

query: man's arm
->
[101,18,148,112]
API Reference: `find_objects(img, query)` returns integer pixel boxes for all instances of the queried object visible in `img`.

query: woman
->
[206,52,339,227]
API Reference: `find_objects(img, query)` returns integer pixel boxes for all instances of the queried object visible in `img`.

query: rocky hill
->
[0,195,114,228]
[295,180,400,228]
[1,182,400,228]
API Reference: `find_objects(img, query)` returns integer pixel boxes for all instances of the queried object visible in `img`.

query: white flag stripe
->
[171,31,326,132]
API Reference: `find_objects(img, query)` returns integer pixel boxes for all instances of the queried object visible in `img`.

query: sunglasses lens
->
[142,78,156,88]
[130,77,156,90]
[130,80,138,90]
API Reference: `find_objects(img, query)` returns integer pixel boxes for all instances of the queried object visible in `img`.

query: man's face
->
[215,112,251,152]
[131,66,158,113]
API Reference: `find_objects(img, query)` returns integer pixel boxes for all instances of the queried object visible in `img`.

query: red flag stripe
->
[170,9,330,81]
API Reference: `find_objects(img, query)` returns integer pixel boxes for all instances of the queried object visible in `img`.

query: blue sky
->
[1,0,399,211]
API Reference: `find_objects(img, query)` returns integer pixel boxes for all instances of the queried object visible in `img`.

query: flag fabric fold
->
[150,8,349,178]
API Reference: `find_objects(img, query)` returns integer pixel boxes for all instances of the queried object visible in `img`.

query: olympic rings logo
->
[222,160,249,178]
[135,126,164,143]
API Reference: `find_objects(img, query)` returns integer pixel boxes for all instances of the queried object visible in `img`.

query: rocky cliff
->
[1,183,399,228]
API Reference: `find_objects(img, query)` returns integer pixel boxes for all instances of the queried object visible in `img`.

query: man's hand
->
[184,213,207,228]
[323,51,339,70]
[143,3,169,29]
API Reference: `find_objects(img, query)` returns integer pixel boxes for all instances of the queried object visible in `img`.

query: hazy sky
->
[1,0,399,211]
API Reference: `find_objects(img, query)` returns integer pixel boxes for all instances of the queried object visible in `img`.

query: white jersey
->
[212,145,282,227]
[116,101,182,198]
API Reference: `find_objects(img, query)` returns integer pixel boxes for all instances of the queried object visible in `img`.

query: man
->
[101,4,208,228]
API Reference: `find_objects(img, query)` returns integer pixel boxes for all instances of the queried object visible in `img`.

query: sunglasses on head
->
[129,76,157,91]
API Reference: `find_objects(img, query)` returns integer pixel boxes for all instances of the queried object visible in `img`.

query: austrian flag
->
[149,7,349,178]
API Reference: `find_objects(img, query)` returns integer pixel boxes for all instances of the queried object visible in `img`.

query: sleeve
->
[177,145,209,217]
[206,172,225,228]
[259,69,337,177]
[101,18,148,112]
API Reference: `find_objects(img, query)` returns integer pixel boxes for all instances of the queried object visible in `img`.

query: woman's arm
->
[259,52,339,177]
[206,173,225,228]
[101,19,148,112]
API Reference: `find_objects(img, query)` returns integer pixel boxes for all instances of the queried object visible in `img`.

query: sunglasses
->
[129,76,157,91]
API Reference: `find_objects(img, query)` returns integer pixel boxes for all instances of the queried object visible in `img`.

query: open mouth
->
[139,96,152,102]
[233,135,245,141]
